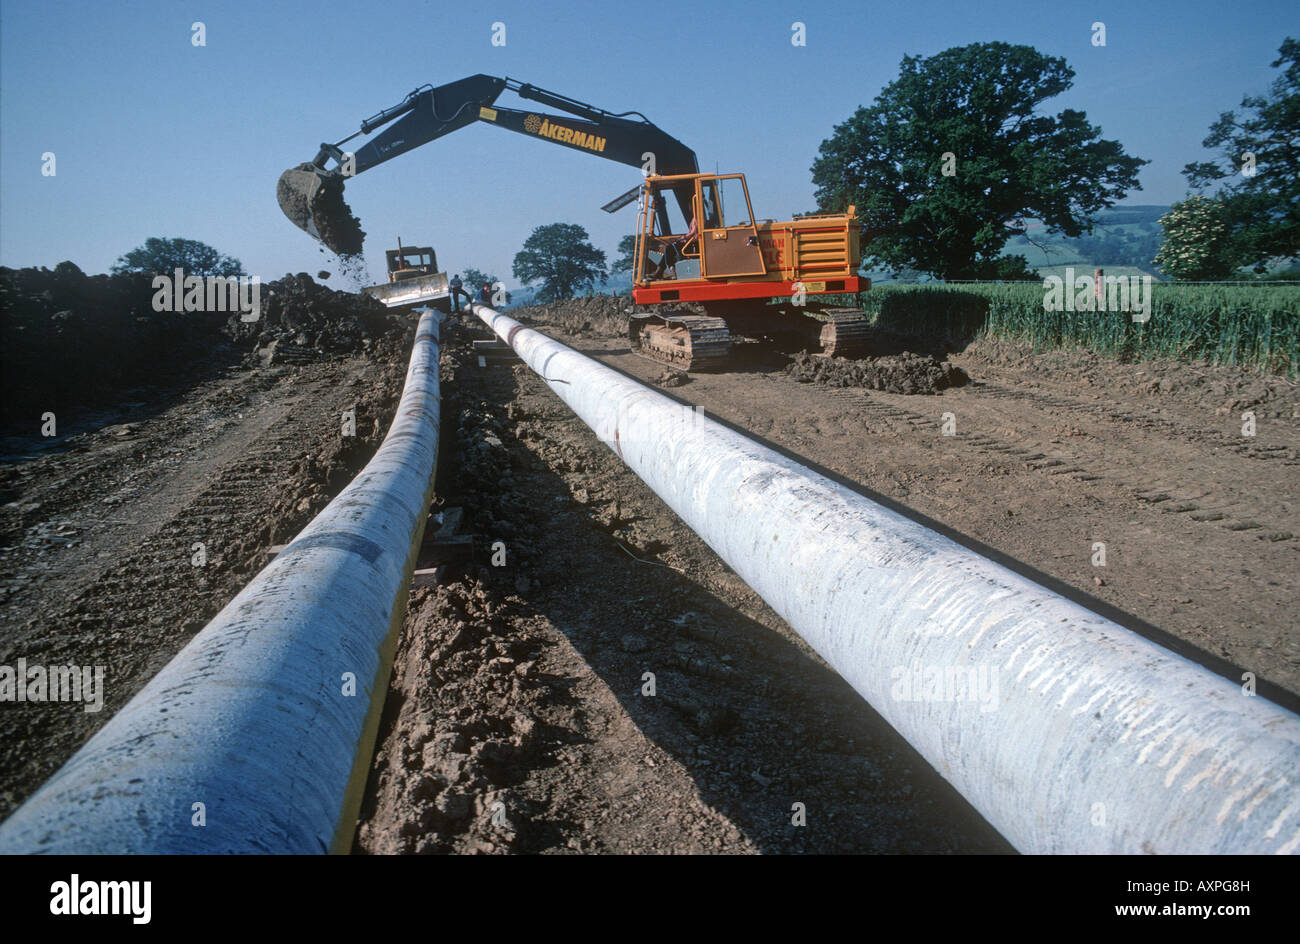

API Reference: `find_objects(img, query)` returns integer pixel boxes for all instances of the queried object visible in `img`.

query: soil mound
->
[0,264,411,425]
[513,296,630,338]
[786,350,968,394]
[224,273,410,365]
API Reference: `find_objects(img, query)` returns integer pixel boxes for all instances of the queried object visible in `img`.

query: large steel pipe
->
[0,311,443,854]
[468,302,1299,855]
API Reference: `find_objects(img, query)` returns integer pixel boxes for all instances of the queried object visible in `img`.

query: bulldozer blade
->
[362,273,451,308]
[276,163,329,240]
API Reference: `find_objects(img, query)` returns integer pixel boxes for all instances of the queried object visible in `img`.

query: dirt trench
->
[356,301,1298,853]
[355,316,1012,854]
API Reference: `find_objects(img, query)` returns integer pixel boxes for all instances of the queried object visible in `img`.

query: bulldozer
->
[277,73,868,369]
[360,239,451,310]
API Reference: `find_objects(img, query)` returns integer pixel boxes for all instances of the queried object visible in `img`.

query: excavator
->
[277,74,869,370]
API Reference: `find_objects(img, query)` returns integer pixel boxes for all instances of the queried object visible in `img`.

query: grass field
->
[843,282,1300,376]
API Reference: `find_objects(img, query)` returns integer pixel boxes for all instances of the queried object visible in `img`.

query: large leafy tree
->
[512,223,607,302]
[1152,196,1237,280]
[611,235,638,274]
[811,42,1147,279]
[1182,37,1299,269]
[112,237,244,276]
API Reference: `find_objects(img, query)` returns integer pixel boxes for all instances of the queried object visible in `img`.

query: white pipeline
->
[0,311,444,854]
[468,302,1299,855]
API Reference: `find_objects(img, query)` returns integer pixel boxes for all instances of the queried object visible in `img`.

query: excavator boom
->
[277,74,697,253]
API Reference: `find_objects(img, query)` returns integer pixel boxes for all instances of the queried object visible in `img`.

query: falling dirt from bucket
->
[276,164,366,258]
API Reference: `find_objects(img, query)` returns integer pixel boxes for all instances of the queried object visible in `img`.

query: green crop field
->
[840,282,1300,376]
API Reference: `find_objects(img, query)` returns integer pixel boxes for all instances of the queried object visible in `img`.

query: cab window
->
[716,177,752,227]
[700,181,722,228]
[651,185,691,237]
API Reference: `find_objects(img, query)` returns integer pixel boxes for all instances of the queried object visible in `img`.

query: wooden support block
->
[473,339,516,366]
[415,534,474,568]
[411,566,445,588]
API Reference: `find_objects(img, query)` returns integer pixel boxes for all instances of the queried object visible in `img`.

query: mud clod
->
[785,350,969,394]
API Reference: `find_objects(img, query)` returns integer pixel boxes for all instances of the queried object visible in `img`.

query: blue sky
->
[0,0,1293,286]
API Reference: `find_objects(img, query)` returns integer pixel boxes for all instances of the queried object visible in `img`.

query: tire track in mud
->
[816,384,1297,545]
[975,380,1298,463]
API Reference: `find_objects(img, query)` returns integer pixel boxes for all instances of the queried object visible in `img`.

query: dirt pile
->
[513,295,630,338]
[785,350,969,394]
[0,262,229,427]
[0,265,414,428]
[223,273,411,366]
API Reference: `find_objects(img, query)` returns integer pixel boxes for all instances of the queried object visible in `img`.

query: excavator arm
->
[277,74,698,251]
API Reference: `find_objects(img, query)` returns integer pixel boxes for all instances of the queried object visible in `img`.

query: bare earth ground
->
[2,301,1296,853]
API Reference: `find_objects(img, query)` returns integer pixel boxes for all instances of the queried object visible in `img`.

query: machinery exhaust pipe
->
[0,311,444,854]
[466,302,1300,855]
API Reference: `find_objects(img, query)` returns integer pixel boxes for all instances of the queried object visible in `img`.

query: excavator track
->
[629,312,731,371]
[813,308,871,358]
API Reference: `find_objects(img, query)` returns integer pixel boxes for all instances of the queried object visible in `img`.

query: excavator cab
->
[635,173,765,283]
[629,171,867,370]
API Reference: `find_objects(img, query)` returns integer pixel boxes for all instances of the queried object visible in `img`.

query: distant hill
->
[503,272,633,309]
[866,205,1170,282]
[1003,205,1168,277]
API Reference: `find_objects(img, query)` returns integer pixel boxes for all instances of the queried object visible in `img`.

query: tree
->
[462,267,511,304]
[512,223,607,302]
[112,237,244,276]
[1152,196,1238,281]
[612,235,638,274]
[462,267,497,291]
[1182,37,1299,269]
[810,42,1147,279]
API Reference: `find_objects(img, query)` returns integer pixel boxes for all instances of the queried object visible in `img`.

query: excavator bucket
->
[277,163,329,240]
[276,163,366,256]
